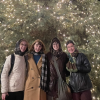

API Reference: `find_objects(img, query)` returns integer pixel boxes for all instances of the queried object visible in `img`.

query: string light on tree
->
[0,0,100,100]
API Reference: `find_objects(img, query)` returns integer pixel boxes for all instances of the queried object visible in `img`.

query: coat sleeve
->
[1,55,11,93]
[77,54,91,73]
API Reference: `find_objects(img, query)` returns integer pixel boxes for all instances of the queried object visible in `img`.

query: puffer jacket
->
[69,53,92,93]
[46,52,70,98]
[1,54,27,93]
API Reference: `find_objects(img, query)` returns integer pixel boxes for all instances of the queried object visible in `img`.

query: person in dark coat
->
[46,37,71,100]
[66,40,92,100]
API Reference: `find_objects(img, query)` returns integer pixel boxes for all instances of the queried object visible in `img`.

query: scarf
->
[66,49,79,72]
[15,39,28,56]
[53,50,62,58]
[31,51,48,92]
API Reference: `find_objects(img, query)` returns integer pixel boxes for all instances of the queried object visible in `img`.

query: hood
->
[49,37,62,53]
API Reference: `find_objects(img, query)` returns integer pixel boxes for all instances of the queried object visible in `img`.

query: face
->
[53,42,59,51]
[67,43,75,54]
[20,41,28,52]
[34,42,42,53]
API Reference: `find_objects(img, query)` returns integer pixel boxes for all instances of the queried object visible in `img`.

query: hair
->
[16,38,28,47]
[66,40,75,46]
[20,39,28,46]
[30,39,45,53]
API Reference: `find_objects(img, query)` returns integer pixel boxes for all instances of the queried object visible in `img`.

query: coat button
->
[31,87,33,89]
[39,86,40,88]
[32,77,34,79]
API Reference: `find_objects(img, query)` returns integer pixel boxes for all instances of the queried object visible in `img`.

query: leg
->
[81,90,92,100]
[15,91,24,100]
[72,92,81,100]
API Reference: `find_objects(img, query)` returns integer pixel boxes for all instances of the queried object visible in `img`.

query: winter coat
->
[24,54,46,100]
[69,53,92,93]
[46,52,69,98]
[1,54,27,93]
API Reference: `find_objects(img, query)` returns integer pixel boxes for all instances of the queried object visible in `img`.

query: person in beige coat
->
[24,39,48,100]
[1,39,28,100]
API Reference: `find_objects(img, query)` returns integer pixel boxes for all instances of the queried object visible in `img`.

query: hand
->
[66,62,78,72]
[2,93,9,100]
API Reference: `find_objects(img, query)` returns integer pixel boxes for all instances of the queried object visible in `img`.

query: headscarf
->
[66,40,79,72]
[15,38,28,56]
[66,40,79,57]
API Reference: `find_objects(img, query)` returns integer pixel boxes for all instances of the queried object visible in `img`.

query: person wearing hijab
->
[66,40,92,100]
[24,39,48,100]
[1,39,28,100]
[46,37,71,100]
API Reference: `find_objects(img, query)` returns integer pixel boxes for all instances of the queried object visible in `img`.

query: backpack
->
[0,54,27,84]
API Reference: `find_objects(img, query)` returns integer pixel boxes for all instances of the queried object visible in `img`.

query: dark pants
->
[6,91,24,100]
[72,90,92,100]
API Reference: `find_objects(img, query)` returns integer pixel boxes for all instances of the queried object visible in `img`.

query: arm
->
[76,54,91,73]
[1,55,11,93]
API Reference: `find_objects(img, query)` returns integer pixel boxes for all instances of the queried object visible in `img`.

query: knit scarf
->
[31,51,48,92]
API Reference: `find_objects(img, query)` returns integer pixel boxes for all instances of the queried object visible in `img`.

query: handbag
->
[52,56,72,100]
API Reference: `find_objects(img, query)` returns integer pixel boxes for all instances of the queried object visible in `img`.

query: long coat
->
[46,52,70,98]
[24,54,46,100]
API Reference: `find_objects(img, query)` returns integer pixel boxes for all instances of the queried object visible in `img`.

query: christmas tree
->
[0,0,100,99]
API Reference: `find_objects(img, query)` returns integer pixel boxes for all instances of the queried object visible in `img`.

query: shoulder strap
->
[1,64,4,74]
[2,54,27,76]
[8,54,15,76]
[24,55,28,68]
[52,56,62,79]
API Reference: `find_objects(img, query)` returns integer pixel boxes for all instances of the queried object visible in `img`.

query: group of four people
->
[1,37,92,100]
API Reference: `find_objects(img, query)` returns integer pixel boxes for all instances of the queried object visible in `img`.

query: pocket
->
[25,78,39,91]
[9,77,16,87]
[9,73,21,87]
